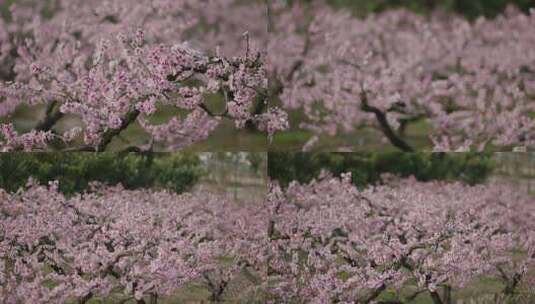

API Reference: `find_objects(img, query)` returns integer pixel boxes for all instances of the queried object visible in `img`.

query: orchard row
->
[1,174,533,303]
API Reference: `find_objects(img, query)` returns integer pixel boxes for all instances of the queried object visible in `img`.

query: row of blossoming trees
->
[267,1,535,151]
[1,173,533,303]
[0,180,266,303]
[2,0,535,151]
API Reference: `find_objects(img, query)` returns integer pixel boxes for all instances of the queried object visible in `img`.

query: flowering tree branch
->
[360,91,415,152]
[0,0,287,151]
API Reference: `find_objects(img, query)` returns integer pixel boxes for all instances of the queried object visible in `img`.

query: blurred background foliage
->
[268,152,495,188]
[272,1,535,152]
[291,0,534,19]
[0,153,203,194]
[0,152,269,203]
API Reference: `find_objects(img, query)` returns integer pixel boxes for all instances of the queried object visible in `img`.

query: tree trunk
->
[210,281,228,303]
[149,293,158,304]
[429,291,444,304]
[78,292,93,304]
[503,272,521,296]
[360,283,387,304]
[442,285,452,304]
